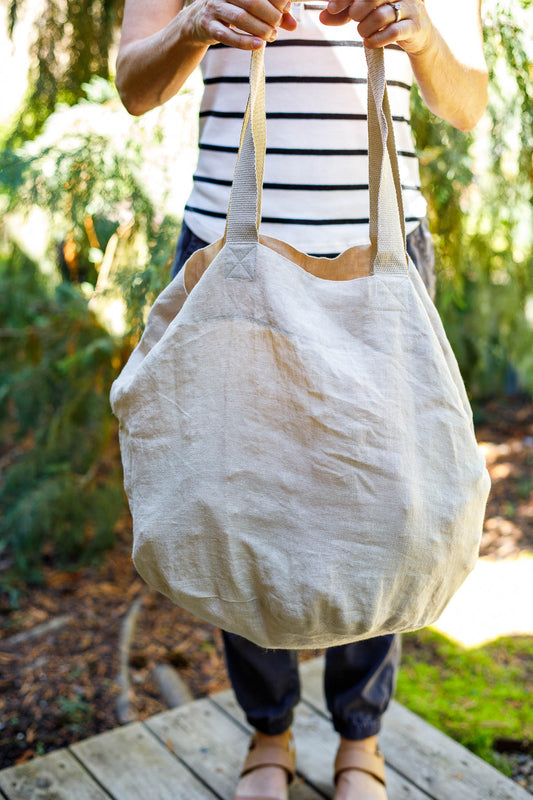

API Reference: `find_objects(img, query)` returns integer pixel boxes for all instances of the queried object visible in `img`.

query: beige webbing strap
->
[225,47,266,244]
[366,47,407,273]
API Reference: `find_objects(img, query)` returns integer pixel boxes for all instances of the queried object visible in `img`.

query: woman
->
[115,1,487,797]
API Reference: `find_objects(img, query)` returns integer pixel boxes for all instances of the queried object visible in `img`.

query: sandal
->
[334,737,387,797]
[233,729,296,800]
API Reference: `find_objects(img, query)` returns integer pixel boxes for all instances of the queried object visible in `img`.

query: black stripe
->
[204,76,411,91]
[194,175,367,190]
[268,39,403,51]
[199,110,410,124]
[199,143,366,155]
[184,205,369,224]
[199,111,367,120]
[185,205,420,226]
[199,143,417,158]
[268,39,404,51]
[193,175,420,192]
[211,40,403,51]
[264,217,373,226]
[185,206,227,220]
[203,76,367,85]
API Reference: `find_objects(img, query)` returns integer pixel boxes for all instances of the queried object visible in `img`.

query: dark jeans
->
[222,630,402,740]
[171,218,435,740]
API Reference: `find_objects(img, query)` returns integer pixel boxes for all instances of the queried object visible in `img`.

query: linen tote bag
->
[110,46,490,649]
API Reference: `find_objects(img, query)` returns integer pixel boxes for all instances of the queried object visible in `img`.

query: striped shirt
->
[184,2,426,254]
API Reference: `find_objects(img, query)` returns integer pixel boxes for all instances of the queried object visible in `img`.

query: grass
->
[396,629,532,775]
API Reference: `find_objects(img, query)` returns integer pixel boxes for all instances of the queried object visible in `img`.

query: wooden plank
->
[0,748,111,800]
[300,657,530,800]
[71,721,217,800]
[146,696,325,800]
[382,703,530,800]
[213,687,432,799]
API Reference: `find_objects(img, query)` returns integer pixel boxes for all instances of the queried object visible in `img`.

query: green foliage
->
[0,246,124,584]
[0,81,179,334]
[411,0,533,399]
[0,82,180,585]
[397,629,533,772]
[7,0,124,144]
[56,692,95,732]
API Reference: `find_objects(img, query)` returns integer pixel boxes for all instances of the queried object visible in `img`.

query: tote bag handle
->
[225,43,408,275]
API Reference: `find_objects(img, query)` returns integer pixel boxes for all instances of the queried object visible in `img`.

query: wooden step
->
[0,656,527,800]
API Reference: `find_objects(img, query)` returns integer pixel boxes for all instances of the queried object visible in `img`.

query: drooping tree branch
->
[7,0,124,144]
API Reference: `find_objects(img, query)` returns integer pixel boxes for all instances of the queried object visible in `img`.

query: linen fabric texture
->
[110,47,490,650]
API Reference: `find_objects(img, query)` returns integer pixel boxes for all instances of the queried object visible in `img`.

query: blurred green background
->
[0,0,532,585]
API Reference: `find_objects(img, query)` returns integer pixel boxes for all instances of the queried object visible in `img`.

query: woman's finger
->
[325,0,389,22]
[192,0,282,46]
[363,17,414,47]
[280,1,298,31]
[319,6,352,25]
[321,0,430,54]
[221,0,282,33]
[357,1,403,37]
[359,0,430,52]
[203,17,267,47]
[238,0,292,28]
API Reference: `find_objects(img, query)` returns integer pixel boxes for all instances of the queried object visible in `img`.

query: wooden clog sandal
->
[334,738,387,798]
[232,729,296,800]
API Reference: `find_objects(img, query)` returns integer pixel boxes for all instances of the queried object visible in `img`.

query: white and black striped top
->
[184,2,426,254]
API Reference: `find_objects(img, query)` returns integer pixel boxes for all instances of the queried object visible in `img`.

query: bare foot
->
[233,731,293,800]
[334,736,388,800]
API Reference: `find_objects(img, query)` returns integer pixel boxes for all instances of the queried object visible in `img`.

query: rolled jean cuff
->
[247,710,295,736]
[332,713,383,741]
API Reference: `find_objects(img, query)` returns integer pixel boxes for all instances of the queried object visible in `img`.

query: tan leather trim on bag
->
[183,239,225,294]
[261,235,371,281]
[183,236,371,294]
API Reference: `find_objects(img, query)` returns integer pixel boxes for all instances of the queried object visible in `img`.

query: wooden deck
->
[0,657,527,800]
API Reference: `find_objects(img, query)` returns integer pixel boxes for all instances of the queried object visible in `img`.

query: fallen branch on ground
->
[115,590,149,724]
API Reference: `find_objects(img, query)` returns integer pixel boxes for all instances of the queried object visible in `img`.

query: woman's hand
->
[319,0,488,130]
[319,0,432,55]
[116,0,298,115]
[184,0,298,49]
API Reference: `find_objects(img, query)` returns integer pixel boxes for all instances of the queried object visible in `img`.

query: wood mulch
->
[0,399,532,782]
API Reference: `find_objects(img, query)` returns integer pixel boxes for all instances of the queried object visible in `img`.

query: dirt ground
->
[1,398,532,785]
